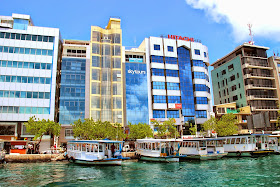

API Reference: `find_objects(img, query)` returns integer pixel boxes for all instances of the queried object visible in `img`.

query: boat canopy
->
[182,138,226,141]
[136,139,182,143]
[68,140,124,144]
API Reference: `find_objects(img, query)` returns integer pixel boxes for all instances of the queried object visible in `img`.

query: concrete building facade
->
[0,13,62,140]
[212,43,280,130]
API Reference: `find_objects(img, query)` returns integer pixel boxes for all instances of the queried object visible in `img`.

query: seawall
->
[5,154,65,163]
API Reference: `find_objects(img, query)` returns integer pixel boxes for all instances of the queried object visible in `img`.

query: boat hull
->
[180,153,227,161]
[140,155,179,162]
[69,158,122,166]
[226,150,274,157]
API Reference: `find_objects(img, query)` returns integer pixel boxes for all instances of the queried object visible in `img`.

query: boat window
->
[231,138,235,144]
[82,144,86,151]
[217,140,223,147]
[236,138,240,144]
[226,139,231,144]
[199,141,206,147]
[241,138,246,144]
[99,144,103,152]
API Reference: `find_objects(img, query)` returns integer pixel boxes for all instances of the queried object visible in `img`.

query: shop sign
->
[129,58,143,62]
[167,34,201,43]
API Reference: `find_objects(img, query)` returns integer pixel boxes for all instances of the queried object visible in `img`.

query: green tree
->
[151,118,179,138]
[201,116,217,134]
[128,122,153,140]
[216,113,238,136]
[25,116,61,150]
[277,110,280,128]
[189,123,197,135]
[72,118,126,140]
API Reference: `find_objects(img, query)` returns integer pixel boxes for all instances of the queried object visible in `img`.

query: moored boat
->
[0,140,4,163]
[223,134,274,157]
[67,140,124,166]
[135,139,182,162]
[179,138,227,160]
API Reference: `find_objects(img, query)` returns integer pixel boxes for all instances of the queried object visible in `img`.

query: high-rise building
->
[58,39,90,145]
[137,36,211,134]
[90,18,123,125]
[0,13,62,140]
[123,48,149,126]
[211,43,280,130]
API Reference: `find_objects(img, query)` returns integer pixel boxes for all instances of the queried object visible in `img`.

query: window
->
[233,95,238,101]
[168,96,180,103]
[165,57,177,64]
[196,97,208,104]
[223,90,226,96]
[0,75,50,84]
[193,60,207,68]
[222,69,226,75]
[196,110,207,118]
[65,129,74,138]
[166,70,179,77]
[153,82,165,89]
[194,84,210,93]
[217,73,219,78]
[167,46,173,52]
[222,80,225,87]
[151,56,164,63]
[153,95,166,103]
[152,68,164,76]
[154,44,160,50]
[239,83,241,88]
[194,49,200,55]
[237,73,239,78]
[204,52,207,58]
[230,75,236,81]
[228,64,234,71]
[240,94,242,99]
[193,72,209,81]
[0,45,53,56]
[167,110,179,118]
[153,110,165,118]
[232,85,237,91]
[167,82,180,90]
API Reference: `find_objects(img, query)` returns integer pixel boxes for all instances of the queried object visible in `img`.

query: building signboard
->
[168,103,182,109]
[167,34,201,43]
[129,58,143,63]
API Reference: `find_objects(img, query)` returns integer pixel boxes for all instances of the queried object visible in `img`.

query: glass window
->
[45,78,51,84]
[25,48,30,54]
[19,48,24,54]
[153,110,165,118]
[12,61,17,68]
[18,61,23,68]
[14,47,19,53]
[113,83,121,95]
[16,76,21,83]
[22,77,27,83]
[27,77,33,83]
[153,82,165,89]
[204,52,207,58]
[19,107,25,114]
[32,35,37,41]
[15,91,20,98]
[92,31,101,42]
[152,68,164,76]
[45,93,50,99]
[153,95,166,103]
[36,49,42,55]
[167,46,174,52]
[27,92,32,98]
[10,33,15,39]
[31,107,37,114]
[46,64,51,69]
[5,32,10,39]
[112,45,121,56]
[35,63,40,69]
[48,37,54,43]
[41,63,46,69]
[166,70,179,77]
[92,43,100,54]
[0,91,3,97]
[196,97,208,104]
[25,107,31,114]
[37,35,43,41]
[1,61,7,67]
[9,47,14,53]
[15,33,21,40]
[33,92,38,98]
[43,107,50,114]
[113,58,121,68]
[47,50,53,56]
[11,76,17,82]
[39,77,45,84]
[43,36,48,42]
[4,46,9,53]
[92,56,100,67]
[167,82,180,90]
[39,92,44,99]
[20,34,26,40]
[4,91,9,97]
[194,49,200,55]
[196,110,207,118]
[168,96,180,103]
[0,32,4,38]
[165,57,177,64]
[5,76,11,82]
[33,77,39,83]
[151,56,164,63]
[29,62,34,69]
[20,92,26,98]
[154,44,160,50]
[167,110,179,118]
[42,49,47,56]
[30,48,36,55]
[26,34,31,41]
[23,62,29,68]
[92,69,100,80]
[7,61,12,67]
[91,82,100,94]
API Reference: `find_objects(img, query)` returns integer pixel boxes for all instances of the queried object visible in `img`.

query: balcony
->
[245,84,276,90]
[246,95,278,100]
[244,73,275,79]
[64,53,86,58]
[251,106,279,111]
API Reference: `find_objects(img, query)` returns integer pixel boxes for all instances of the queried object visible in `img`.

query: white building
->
[0,13,62,140]
[138,36,211,133]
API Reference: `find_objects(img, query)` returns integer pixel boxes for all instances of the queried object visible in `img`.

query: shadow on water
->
[1,156,280,186]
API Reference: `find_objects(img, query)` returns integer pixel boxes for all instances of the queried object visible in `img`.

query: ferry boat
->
[135,139,182,162]
[67,140,124,166]
[0,140,5,163]
[179,138,227,160]
[223,134,274,157]
[268,134,280,154]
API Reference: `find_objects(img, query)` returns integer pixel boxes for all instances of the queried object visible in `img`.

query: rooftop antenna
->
[247,23,254,45]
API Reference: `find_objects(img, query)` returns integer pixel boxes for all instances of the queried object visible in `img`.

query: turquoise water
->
[1,156,280,186]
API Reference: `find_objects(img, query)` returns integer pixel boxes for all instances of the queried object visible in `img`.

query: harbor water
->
[1,156,280,186]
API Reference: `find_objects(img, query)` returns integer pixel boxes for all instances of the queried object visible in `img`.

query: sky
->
[1,0,280,63]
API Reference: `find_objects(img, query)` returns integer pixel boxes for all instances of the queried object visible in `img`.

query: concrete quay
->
[5,154,65,163]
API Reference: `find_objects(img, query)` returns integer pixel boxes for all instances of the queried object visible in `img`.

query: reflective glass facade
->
[59,58,86,124]
[125,63,148,125]
[177,47,195,117]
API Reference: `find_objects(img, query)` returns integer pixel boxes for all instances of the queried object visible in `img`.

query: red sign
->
[175,104,182,109]
[150,118,155,121]
[168,34,194,42]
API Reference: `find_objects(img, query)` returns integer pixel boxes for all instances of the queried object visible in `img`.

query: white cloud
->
[186,0,280,42]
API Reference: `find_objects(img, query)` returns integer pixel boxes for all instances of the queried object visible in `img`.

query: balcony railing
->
[248,95,277,99]
[249,73,274,78]
[244,53,267,58]
[249,84,275,88]
[252,106,279,110]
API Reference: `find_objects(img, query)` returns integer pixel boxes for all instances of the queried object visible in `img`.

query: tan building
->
[213,102,251,134]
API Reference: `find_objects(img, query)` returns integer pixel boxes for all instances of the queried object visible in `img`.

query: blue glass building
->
[59,58,86,124]
[125,61,149,125]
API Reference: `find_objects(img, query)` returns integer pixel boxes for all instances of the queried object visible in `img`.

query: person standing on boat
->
[111,144,116,157]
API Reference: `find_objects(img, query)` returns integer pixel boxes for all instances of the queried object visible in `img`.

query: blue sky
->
[1,0,279,69]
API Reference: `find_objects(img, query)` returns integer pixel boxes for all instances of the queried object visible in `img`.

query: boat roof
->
[136,138,182,143]
[182,137,226,141]
[68,140,124,144]
[223,134,272,138]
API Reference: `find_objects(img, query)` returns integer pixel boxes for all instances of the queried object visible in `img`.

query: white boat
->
[67,140,124,166]
[0,140,4,163]
[223,134,274,157]
[179,138,227,160]
[135,139,182,162]
[268,135,280,154]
